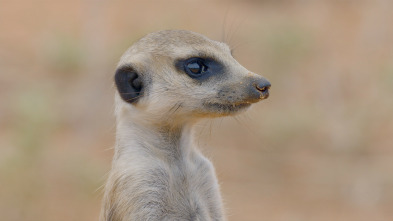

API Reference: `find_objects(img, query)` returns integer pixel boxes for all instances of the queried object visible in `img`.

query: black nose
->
[254,79,271,99]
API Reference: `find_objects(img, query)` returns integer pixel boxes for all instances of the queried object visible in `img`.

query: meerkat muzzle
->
[255,81,271,99]
[244,78,271,102]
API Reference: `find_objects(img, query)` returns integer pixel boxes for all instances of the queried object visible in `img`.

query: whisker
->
[120,92,142,95]
[166,102,182,120]
[222,5,231,43]
[229,13,249,48]
[124,94,144,102]
[227,12,240,46]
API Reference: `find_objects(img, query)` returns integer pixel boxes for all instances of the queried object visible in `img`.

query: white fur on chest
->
[102,120,225,221]
[120,151,221,220]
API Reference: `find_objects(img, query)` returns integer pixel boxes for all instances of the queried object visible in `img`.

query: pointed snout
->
[244,77,271,103]
[254,78,271,99]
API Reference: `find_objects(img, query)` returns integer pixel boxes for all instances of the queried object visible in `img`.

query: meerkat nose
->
[254,78,271,99]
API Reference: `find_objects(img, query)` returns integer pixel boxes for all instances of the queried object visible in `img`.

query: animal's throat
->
[119,120,195,159]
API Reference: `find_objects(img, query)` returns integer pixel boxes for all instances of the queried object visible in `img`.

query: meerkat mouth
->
[203,102,252,114]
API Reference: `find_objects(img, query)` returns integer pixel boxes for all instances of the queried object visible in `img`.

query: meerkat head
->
[114,30,270,125]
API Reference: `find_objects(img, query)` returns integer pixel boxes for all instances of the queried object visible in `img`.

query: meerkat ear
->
[114,66,143,104]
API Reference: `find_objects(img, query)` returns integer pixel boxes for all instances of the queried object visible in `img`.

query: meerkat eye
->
[187,62,202,74]
[184,58,208,77]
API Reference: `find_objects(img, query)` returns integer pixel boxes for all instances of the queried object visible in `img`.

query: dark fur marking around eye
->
[174,57,225,81]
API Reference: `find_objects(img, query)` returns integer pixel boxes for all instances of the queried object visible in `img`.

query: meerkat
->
[100,30,270,221]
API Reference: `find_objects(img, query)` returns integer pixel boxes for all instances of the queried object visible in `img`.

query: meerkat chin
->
[101,30,270,221]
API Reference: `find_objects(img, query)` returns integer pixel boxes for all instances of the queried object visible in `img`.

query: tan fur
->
[100,30,269,221]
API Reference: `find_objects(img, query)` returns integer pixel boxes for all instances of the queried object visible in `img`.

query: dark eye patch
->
[175,57,225,81]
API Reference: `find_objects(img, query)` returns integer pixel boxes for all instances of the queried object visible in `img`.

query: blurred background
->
[1,0,393,220]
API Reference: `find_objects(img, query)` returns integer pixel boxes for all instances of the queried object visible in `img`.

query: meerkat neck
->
[115,117,197,162]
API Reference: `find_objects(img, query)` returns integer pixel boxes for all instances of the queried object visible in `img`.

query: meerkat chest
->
[149,153,224,221]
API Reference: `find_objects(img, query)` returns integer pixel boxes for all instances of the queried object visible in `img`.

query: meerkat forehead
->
[119,30,231,66]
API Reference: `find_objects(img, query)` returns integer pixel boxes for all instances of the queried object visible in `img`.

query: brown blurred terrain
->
[1,0,393,220]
